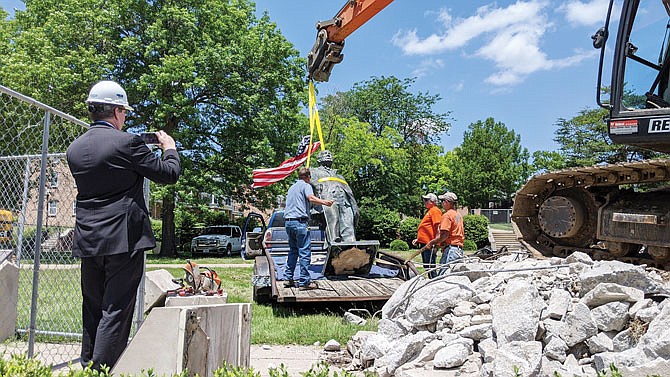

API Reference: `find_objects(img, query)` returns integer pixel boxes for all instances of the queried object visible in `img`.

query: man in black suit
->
[66,80,180,370]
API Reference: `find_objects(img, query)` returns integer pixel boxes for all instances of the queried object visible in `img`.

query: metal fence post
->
[27,111,51,358]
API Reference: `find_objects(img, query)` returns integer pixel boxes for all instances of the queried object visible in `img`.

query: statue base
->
[322,240,380,277]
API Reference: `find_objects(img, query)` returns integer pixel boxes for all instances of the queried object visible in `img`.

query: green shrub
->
[389,239,409,251]
[463,239,477,251]
[463,214,489,248]
[0,356,361,377]
[0,354,53,377]
[357,199,401,247]
[398,217,420,245]
[151,219,162,242]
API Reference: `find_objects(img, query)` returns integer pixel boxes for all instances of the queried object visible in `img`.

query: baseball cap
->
[438,192,458,202]
[421,193,438,203]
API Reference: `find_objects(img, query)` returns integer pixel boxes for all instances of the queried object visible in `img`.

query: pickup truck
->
[190,225,242,257]
[245,210,418,304]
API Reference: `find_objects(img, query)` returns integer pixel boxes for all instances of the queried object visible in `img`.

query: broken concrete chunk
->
[324,339,341,352]
[491,279,544,343]
[433,340,473,369]
[559,302,598,347]
[585,332,614,354]
[591,301,630,332]
[546,288,571,320]
[580,283,644,308]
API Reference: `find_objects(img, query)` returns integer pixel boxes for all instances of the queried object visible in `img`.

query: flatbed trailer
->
[252,248,418,304]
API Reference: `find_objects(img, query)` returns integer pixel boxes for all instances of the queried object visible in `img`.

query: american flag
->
[251,136,320,188]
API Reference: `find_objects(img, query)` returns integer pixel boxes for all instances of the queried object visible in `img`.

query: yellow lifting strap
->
[317,176,349,185]
[307,80,326,168]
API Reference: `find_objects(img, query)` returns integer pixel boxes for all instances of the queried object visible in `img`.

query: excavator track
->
[512,159,670,269]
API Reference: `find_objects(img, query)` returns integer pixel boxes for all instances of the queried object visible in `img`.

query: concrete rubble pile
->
[346,252,670,377]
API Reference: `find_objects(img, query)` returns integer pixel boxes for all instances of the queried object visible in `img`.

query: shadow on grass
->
[269,300,386,318]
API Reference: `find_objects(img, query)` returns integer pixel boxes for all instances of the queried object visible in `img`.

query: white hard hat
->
[86,80,134,111]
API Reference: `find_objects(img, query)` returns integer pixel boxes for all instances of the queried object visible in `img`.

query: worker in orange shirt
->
[412,193,442,278]
[419,191,464,274]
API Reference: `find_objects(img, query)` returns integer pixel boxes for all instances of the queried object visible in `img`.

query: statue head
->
[317,150,333,167]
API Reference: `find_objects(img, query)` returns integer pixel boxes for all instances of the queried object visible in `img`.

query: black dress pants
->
[80,250,144,370]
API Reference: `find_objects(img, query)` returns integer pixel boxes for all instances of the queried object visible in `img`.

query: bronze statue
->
[310,150,359,243]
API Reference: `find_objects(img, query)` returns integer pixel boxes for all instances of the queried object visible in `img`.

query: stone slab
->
[144,269,182,314]
[165,294,228,307]
[0,260,19,341]
[113,303,251,376]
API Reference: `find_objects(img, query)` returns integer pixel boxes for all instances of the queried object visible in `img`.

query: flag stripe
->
[251,142,320,188]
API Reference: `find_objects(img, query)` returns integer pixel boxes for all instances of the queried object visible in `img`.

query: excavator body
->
[513,0,670,267]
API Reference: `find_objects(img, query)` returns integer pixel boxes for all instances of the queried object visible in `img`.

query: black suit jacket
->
[66,123,181,257]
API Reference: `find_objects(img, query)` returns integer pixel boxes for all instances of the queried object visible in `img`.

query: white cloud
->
[391,0,596,87]
[560,0,615,26]
[411,58,445,78]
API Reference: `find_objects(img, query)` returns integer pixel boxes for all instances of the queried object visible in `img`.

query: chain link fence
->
[471,208,513,224]
[0,84,147,369]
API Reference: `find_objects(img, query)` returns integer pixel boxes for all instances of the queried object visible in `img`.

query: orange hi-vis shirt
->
[416,206,442,244]
[439,209,465,247]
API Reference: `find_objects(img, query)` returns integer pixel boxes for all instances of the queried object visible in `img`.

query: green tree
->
[1,0,306,256]
[321,76,451,145]
[553,107,661,166]
[323,117,444,217]
[449,118,531,208]
[531,150,567,174]
[320,76,448,217]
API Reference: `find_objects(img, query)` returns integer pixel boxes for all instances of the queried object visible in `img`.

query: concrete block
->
[0,260,19,341]
[113,303,251,377]
[165,294,228,307]
[144,269,182,313]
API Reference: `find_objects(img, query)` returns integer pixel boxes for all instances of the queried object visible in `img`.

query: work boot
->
[283,279,295,288]
[299,281,318,291]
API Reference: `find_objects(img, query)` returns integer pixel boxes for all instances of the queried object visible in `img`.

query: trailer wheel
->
[253,286,271,304]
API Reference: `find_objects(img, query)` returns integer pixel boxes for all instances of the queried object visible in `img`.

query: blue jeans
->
[420,246,437,278]
[285,220,312,286]
[438,245,464,275]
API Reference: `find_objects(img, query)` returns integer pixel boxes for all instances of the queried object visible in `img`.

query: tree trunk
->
[159,187,177,257]
[159,116,179,257]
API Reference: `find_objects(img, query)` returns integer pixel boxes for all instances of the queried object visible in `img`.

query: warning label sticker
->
[610,119,638,134]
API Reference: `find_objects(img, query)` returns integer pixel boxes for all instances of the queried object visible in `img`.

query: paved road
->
[1,343,341,376]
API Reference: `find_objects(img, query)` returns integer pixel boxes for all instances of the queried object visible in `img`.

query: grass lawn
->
[146,253,254,265]
[149,266,380,345]
[489,223,513,231]
[16,249,427,346]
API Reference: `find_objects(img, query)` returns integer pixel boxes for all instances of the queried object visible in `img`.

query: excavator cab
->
[512,0,670,267]
[597,0,670,152]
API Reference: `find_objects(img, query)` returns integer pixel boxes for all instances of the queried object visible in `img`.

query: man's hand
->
[322,199,334,207]
[156,130,176,151]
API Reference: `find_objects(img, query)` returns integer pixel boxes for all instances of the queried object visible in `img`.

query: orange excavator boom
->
[307,0,394,82]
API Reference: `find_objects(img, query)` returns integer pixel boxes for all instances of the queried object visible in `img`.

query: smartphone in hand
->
[140,132,159,144]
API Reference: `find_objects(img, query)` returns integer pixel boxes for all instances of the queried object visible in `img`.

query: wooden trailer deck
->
[252,246,417,304]
[276,277,406,303]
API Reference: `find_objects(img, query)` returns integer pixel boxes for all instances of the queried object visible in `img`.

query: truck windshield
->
[204,227,232,236]
[620,1,670,110]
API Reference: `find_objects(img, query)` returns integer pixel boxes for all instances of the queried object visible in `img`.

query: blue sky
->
[252,0,620,154]
[3,0,619,153]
